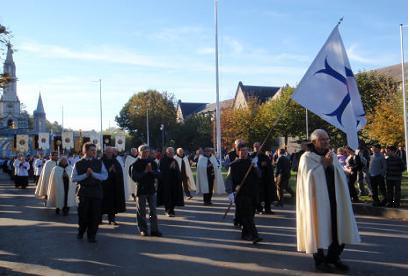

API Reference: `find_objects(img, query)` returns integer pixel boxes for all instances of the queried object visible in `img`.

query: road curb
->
[284,197,408,221]
[352,203,408,221]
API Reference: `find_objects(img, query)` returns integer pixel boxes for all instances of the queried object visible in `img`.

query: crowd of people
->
[0,131,407,273]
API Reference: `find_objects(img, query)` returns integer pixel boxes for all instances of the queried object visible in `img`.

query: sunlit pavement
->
[0,173,407,276]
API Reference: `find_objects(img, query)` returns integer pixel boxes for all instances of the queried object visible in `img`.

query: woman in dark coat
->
[101,147,126,224]
[157,147,184,217]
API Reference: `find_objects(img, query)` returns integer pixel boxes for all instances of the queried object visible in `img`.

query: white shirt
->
[68,155,80,166]
[13,160,30,176]
[33,158,44,176]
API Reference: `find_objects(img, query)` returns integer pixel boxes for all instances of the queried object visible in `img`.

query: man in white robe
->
[174,148,196,199]
[296,129,361,273]
[125,148,139,201]
[35,151,59,203]
[33,154,45,186]
[46,156,77,215]
[196,147,224,205]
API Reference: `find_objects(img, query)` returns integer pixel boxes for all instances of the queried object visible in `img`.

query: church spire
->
[36,93,45,114]
[5,42,14,64]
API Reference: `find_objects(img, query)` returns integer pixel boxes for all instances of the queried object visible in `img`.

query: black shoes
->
[316,260,349,273]
[252,237,263,244]
[330,259,349,272]
[55,208,60,215]
[140,231,162,237]
[241,234,262,244]
[87,237,97,243]
[76,232,84,239]
[315,262,334,273]
[150,231,163,237]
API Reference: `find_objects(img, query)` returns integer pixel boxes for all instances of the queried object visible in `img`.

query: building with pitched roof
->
[232,81,282,109]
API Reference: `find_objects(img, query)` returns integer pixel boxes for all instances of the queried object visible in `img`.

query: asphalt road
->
[0,173,408,276]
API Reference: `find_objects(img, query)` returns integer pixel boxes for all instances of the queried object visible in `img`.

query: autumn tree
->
[220,99,266,149]
[356,70,399,114]
[115,90,177,148]
[365,90,405,145]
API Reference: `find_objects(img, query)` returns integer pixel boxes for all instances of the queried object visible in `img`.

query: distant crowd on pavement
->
[0,131,406,273]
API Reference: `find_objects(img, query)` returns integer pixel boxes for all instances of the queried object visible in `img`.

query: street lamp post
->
[146,109,150,147]
[99,79,103,152]
[160,124,165,150]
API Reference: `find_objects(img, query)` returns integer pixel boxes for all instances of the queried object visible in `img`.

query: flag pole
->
[214,0,222,161]
[305,108,309,140]
[399,24,408,167]
[99,79,103,152]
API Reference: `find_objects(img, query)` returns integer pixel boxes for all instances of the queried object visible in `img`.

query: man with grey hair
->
[131,144,162,236]
[296,129,360,273]
[157,147,184,217]
[174,148,196,199]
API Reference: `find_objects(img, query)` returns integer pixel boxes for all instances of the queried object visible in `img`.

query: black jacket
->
[131,158,159,196]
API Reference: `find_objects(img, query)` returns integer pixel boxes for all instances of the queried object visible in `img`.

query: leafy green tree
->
[115,90,177,148]
[173,113,213,151]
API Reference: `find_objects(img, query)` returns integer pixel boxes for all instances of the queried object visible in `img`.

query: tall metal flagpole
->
[215,0,222,161]
[400,24,408,166]
[99,79,103,152]
[61,105,64,155]
[305,108,309,140]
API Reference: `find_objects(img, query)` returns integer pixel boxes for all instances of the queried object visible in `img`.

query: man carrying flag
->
[292,23,362,272]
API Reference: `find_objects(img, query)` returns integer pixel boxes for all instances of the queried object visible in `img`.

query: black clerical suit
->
[226,158,261,242]
[251,152,274,213]
[101,157,126,224]
[72,158,108,242]
[157,156,184,216]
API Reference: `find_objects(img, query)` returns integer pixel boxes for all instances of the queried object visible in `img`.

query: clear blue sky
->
[0,0,408,131]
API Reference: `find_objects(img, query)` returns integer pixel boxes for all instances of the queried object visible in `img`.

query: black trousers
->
[15,176,28,188]
[203,179,214,204]
[347,172,359,200]
[257,179,274,212]
[236,195,258,239]
[386,180,401,205]
[370,175,386,204]
[313,175,344,264]
[78,196,102,239]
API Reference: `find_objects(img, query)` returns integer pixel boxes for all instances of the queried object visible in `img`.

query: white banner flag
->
[292,25,366,150]
[38,133,50,150]
[115,134,126,152]
[16,135,29,153]
[89,133,101,150]
[62,131,74,150]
